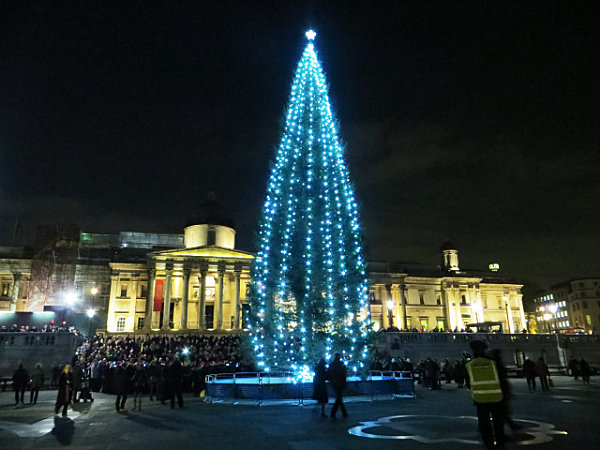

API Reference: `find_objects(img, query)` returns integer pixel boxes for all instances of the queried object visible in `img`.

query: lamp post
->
[86,308,96,338]
[548,303,558,332]
[386,299,395,328]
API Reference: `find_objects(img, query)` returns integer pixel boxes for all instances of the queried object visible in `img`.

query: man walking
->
[522,357,536,391]
[466,340,505,450]
[12,363,29,405]
[327,353,348,419]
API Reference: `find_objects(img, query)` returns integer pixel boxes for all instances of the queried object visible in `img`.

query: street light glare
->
[86,308,96,318]
[91,287,99,295]
[386,300,395,310]
[63,291,79,305]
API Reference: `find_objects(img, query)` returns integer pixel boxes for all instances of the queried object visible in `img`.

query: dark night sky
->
[0,2,598,293]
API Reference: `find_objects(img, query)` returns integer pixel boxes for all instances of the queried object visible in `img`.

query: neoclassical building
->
[105,202,254,333]
[368,243,526,333]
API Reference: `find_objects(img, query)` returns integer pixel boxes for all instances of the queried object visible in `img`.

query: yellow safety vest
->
[465,357,503,403]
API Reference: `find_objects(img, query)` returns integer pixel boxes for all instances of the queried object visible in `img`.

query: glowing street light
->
[63,290,79,306]
[86,308,96,318]
[90,287,99,296]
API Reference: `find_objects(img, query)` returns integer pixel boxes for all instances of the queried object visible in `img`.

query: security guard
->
[466,340,505,450]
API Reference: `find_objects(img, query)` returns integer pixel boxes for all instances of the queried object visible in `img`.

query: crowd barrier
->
[205,370,415,405]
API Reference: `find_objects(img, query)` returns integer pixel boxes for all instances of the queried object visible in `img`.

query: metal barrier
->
[205,370,415,405]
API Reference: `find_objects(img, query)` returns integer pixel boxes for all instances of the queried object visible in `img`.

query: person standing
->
[465,340,505,450]
[148,359,161,401]
[535,358,550,392]
[522,357,536,391]
[167,360,184,409]
[12,363,29,405]
[71,362,83,403]
[113,363,131,412]
[327,353,348,419]
[312,358,328,417]
[54,364,73,417]
[131,361,148,411]
[568,357,579,381]
[579,358,591,384]
[29,363,45,404]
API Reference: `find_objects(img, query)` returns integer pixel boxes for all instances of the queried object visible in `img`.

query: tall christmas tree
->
[249,31,370,376]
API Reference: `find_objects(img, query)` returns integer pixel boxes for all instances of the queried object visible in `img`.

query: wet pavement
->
[0,376,597,449]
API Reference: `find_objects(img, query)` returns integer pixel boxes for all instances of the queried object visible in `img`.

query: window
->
[586,315,592,326]
[207,228,216,246]
[419,317,429,330]
[436,297,441,306]
[461,295,467,305]
[116,317,126,332]
[1,283,10,296]
[140,284,147,298]
[120,284,128,298]
[583,301,588,309]
[137,317,145,330]
[436,319,445,331]
[419,293,425,305]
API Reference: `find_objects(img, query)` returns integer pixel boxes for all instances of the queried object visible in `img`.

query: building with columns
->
[368,242,526,333]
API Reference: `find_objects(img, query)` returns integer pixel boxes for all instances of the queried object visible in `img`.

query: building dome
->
[186,193,234,229]
[441,241,457,251]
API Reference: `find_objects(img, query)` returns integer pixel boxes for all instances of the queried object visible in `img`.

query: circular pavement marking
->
[348,414,568,445]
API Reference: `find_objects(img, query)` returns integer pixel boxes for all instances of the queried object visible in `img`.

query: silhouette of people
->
[30,363,45,404]
[55,364,73,417]
[12,363,29,405]
[522,357,536,391]
[535,358,550,391]
[312,358,328,417]
[327,353,348,418]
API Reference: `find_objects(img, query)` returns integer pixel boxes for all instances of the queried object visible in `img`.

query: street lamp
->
[386,299,395,327]
[548,304,558,332]
[86,308,96,338]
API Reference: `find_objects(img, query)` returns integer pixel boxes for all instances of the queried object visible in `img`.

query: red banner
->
[153,279,164,311]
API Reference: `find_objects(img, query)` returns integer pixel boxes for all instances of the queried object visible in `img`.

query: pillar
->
[129,274,139,332]
[180,268,191,330]
[107,272,119,332]
[10,273,20,312]
[144,269,156,331]
[161,269,173,331]
[198,268,207,330]
[216,263,225,330]
[234,268,241,329]
[399,283,408,330]
[517,295,526,332]
[385,284,394,327]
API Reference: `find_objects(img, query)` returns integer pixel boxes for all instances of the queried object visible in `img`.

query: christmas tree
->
[248,31,370,376]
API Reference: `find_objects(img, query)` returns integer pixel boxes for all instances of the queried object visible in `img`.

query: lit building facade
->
[368,243,526,333]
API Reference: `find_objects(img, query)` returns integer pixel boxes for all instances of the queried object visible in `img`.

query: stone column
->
[385,284,394,327]
[107,272,119,332]
[144,269,156,331]
[129,274,139,332]
[198,268,207,330]
[10,273,20,312]
[161,268,173,331]
[399,283,408,329]
[517,294,526,331]
[180,268,191,330]
[216,263,225,330]
[233,269,241,329]
[505,297,515,334]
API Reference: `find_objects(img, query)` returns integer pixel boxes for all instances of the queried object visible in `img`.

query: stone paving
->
[0,376,597,449]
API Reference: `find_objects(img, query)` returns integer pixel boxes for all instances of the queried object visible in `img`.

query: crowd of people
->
[381,326,528,334]
[0,322,81,334]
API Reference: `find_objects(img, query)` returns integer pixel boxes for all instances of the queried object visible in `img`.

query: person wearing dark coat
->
[579,359,591,384]
[71,363,83,403]
[522,357,536,391]
[131,362,149,411]
[327,353,348,418]
[167,360,184,409]
[312,358,328,417]
[54,364,73,417]
[29,363,45,404]
[535,358,550,391]
[113,364,131,412]
[568,357,579,380]
[12,363,29,405]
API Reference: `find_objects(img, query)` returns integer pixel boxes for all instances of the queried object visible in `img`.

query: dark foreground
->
[0,376,597,449]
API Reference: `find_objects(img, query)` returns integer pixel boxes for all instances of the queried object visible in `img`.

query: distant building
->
[368,242,526,333]
[1,214,527,334]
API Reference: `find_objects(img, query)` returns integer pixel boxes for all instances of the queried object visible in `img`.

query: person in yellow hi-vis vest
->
[466,340,505,450]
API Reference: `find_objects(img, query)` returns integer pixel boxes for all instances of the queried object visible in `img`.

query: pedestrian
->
[167,360,184,409]
[148,359,160,401]
[312,358,328,417]
[132,361,148,411]
[71,362,83,403]
[535,358,550,391]
[113,363,130,412]
[12,363,29,405]
[522,357,536,391]
[29,363,45,404]
[579,358,591,385]
[54,364,73,417]
[327,353,348,419]
[489,349,520,433]
[465,340,505,450]
[454,359,467,388]
[568,357,579,381]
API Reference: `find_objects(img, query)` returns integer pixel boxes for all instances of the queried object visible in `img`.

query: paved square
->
[0,376,597,449]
